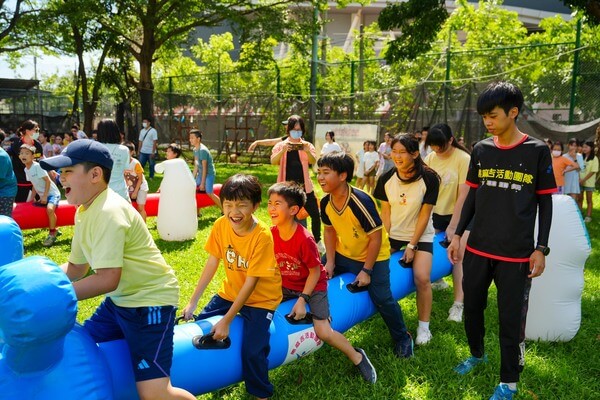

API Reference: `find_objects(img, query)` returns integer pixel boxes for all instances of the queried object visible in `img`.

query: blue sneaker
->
[394,332,414,358]
[453,354,488,375]
[489,383,517,400]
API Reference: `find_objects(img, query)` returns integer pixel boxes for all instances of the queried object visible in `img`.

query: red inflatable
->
[12,185,221,230]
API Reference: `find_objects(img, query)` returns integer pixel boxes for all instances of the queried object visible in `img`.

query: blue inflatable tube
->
[0,216,23,267]
[0,233,451,399]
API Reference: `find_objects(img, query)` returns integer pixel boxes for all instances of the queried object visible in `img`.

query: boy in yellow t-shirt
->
[182,174,282,400]
[39,139,194,400]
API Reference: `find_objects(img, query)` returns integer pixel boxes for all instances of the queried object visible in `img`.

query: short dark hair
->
[96,119,121,144]
[81,161,111,184]
[268,182,306,209]
[286,115,305,134]
[142,117,152,124]
[325,130,335,141]
[477,81,524,120]
[124,141,136,152]
[553,140,564,151]
[220,174,262,205]
[317,151,354,182]
[189,129,202,139]
[167,143,182,157]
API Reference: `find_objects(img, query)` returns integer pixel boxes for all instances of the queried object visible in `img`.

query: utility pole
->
[568,18,582,125]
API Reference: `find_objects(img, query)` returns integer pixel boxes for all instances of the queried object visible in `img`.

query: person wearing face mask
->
[271,115,325,253]
[550,141,578,195]
[8,120,44,202]
[138,117,159,179]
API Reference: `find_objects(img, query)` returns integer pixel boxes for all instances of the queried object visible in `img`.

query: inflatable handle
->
[285,313,314,325]
[175,315,198,325]
[438,236,450,249]
[346,282,369,293]
[192,333,232,350]
[398,258,413,268]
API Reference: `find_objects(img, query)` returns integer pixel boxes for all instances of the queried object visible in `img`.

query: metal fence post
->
[568,18,582,125]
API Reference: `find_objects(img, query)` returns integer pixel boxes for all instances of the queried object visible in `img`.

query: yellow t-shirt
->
[580,156,599,187]
[69,189,179,307]
[425,148,470,216]
[321,184,390,262]
[205,217,282,310]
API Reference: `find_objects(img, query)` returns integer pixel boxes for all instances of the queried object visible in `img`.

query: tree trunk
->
[138,49,154,120]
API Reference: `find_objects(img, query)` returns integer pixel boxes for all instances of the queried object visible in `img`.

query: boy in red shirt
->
[268,181,376,383]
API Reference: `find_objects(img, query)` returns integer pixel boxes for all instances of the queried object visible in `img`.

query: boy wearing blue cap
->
[40,139,194,400]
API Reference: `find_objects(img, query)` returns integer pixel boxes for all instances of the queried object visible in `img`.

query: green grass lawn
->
[22,163,600,400]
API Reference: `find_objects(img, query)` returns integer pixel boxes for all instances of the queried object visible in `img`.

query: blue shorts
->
[581,186,595,192]
[196,174,215,194]
[33,193,60,208]
[83,297,177,382]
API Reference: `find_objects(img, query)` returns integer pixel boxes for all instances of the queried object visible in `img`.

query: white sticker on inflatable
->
[283,328,324,365]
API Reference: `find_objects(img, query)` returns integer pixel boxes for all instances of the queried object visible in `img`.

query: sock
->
[453,301,463,306]
[501,382,517,391]
[418,320,429,330]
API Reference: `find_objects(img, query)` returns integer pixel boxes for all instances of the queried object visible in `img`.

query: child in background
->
[268,182,377,384]
[19,143,61,247]
[124,142,148,221]
[53,135,63,155]
[562,138,583,200]
[39,139,195,400]
[579,140,598,223]
[551,141,578,194]
[355,141,368,190]
[363,141,379,193]
[182,174,282,400]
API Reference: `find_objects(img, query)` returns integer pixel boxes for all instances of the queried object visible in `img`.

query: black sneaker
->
[354,347,377,383]
[394,332,414,358]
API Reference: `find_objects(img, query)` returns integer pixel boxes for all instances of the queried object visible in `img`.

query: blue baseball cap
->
[40,139,114,171]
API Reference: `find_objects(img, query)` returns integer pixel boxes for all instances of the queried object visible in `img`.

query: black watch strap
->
[299,293,311,302]
[361,267,373,276]
[535,245,550,256]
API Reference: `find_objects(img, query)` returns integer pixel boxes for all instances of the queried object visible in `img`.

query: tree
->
[0,0,38,53]
[562,1,600,24]
[94,0,305,121]
[378,0,448,63]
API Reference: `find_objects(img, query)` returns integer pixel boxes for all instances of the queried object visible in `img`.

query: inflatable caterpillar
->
[0,195,589,398]
[11,185,221,231]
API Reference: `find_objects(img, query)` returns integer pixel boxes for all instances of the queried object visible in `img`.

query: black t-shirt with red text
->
[465,135,556,261]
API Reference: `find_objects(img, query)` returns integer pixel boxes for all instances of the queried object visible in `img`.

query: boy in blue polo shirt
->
[40,140,194,400]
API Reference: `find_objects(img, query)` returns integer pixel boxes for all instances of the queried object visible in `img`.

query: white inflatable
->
[526,195,590,341]
[155,159,198,241]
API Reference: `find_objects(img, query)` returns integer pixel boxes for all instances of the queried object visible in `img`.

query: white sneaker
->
[431,279,449,291]
[317,240,326,254]
[448,303,464,322]
[415,327,432,345]
[584,216,592,223]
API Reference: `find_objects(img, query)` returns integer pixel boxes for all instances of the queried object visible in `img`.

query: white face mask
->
[32,131,40,140]
[142,122,148,129]
[290,130,302,139]
[552,150,562,157]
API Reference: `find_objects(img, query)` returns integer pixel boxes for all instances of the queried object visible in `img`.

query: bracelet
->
[361,267,373,276]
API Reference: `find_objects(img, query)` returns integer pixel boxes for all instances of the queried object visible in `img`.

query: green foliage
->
[379,0,448,63]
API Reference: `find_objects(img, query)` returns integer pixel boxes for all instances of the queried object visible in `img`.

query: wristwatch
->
[361,267,373,276]
[406,243,418,251]
[535,245,550,256]
[299,293,311,302]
